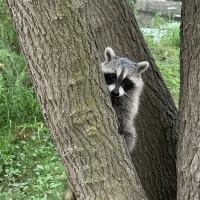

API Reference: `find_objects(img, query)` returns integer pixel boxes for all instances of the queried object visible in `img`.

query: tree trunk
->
[177,1,200,199]
[4,0,146,199]
[4,0,178,199]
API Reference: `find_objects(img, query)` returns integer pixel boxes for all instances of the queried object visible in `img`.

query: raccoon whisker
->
[124,93,134,101]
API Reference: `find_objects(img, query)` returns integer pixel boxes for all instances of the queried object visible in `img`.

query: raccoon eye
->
[123,78,129,83]
[123,78,131,85]
[110,74,116,79]
[122,78,134,91]
[104,73,116,85]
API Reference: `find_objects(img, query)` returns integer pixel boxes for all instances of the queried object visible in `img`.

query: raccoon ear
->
[104,47,115,63]
[136,61,149,74]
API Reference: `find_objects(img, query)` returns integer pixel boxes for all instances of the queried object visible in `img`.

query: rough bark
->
[177,1,200,199]
[4,0,146,199]
[4,0,178,199]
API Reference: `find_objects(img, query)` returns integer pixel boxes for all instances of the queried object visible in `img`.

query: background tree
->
[177,0,200,199]
[4,0,178,199]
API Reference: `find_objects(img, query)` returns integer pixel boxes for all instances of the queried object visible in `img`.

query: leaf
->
[36,165,44,170]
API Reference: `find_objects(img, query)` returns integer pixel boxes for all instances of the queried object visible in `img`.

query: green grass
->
[141,13,180,105]
[0,1,67,199]
[0,2,180,199]
[0,124,66,200]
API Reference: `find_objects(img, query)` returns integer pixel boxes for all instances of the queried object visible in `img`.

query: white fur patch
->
[116,68,122,77]
[101,63,114,74]
[136,61,149,74]
[122,69,129,80]
[108,84,115,92]
[105,47,115,62]
[119,86,124,96]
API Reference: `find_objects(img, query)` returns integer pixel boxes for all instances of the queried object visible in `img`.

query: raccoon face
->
[101,47,149,97]
[104,72,134,97]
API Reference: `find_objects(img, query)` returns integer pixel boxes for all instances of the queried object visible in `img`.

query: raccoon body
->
[101,47,149,152]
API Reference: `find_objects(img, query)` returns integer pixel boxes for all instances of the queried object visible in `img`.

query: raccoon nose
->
[111,89,119,97]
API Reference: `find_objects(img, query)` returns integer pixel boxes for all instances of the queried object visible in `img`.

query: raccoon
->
[101,47,149,152]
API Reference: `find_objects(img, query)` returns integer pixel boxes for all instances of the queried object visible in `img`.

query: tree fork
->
[4,0,178,199]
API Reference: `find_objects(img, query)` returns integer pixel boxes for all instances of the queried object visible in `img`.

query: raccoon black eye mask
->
[104,73,135,97]
[101,47,149,152]
[104,73,117,85]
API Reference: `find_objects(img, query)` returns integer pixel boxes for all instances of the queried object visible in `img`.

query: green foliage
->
[127,0,136,14]
[0,0,19,52]
[0,1,67,199]
[141,13,180,105]
[0,1,43,129]
[0,123,66,200]
[127,0,135,7]
[151,12,180,48]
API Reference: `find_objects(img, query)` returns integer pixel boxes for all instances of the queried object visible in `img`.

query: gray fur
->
[101,47,149,152]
